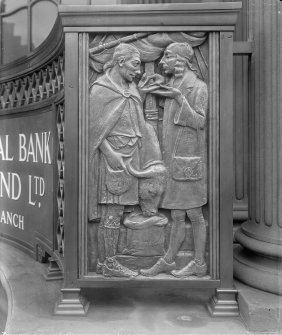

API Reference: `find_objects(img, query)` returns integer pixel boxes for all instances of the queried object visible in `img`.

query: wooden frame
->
[56,2,241,316]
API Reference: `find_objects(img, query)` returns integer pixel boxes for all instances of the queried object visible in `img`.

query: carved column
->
[144,62,159,132]
[234,0,282,295]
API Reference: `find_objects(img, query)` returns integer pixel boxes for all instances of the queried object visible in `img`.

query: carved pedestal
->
[234,0,282,296]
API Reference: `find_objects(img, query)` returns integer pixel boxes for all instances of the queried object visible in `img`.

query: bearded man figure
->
[140,42,208,278]
[88,43,164,278]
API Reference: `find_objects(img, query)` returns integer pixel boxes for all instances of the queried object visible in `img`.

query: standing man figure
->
[140,42,208,277]
[88,43,163,278]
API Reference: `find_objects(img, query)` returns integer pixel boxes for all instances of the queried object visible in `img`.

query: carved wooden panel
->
[83,31,220,282]
[57,3,240,317]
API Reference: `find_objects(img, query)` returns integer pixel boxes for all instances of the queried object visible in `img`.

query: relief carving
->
[88,43,166,277]
[88,33,209,279]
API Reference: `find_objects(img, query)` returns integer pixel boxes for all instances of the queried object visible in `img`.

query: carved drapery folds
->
[0,56,64,110]
[89,32,208,83]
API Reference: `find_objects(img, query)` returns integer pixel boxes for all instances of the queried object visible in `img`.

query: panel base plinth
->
[207,288,239,317]
[44,258,64,281]
[54,288,89,316]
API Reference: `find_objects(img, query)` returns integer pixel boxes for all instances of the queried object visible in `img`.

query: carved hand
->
[100,139,130,171]
[151,85,183,105]
[138,73,165,93]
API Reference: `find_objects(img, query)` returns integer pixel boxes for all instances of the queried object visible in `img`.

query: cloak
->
[88,73,162,220]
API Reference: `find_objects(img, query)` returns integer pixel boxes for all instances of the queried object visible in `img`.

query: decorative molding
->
[56,102,65,256]
[79,32,89,277]
[208,32,220,279]
[0,92,63,116]
[219,31,235,287]
[59,3,241,31]
[0,55,64,110]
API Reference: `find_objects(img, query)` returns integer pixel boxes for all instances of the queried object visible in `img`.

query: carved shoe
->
[171,260,207,278]
[140,258,176,277]
[103,257,138,278]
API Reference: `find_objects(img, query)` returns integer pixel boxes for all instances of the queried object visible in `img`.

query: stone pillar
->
[234,0,282,295]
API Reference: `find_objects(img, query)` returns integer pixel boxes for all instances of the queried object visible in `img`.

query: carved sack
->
[106,167,133,195]
[172,156,203,181]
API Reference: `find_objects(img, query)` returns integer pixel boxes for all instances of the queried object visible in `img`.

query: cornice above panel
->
[59,2,242,32]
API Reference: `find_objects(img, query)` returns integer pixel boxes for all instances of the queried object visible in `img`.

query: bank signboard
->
[0,109,54,254]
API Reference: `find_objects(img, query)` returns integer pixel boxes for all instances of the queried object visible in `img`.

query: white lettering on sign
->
[0,171,21,200]
[0,129,52,233]
[19,132,51,164]
[28,175,45,207]
[0,135,14,161]
[0,210,24,230]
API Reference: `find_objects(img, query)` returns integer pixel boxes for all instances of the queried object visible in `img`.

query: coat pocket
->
[172,156,203,181]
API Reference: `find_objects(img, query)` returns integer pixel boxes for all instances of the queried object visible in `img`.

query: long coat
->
[160,71,208,210]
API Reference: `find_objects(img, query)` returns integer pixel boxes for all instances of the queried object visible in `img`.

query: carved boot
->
[171,260,207,278]
[103,257,138,278]
[140,258,176,277]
